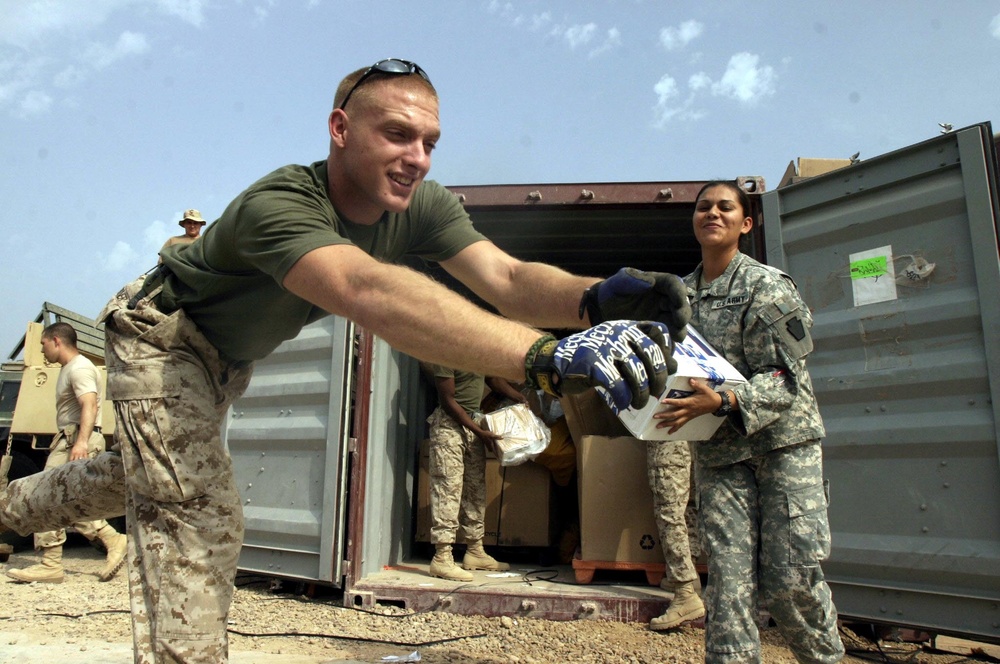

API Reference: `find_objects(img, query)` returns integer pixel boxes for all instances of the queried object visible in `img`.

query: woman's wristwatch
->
[713,390,734,417]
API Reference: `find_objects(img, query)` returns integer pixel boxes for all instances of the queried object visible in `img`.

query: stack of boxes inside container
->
[416,326,745,585]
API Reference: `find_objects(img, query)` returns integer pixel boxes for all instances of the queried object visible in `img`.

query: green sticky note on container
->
[850,256,887,280]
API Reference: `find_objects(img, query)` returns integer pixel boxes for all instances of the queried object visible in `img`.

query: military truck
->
[0,303,114,556]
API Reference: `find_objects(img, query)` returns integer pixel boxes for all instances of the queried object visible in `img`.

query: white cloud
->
[559,23,597,49]
[489,7,612,56]
[82,31,149,70]
[711,52,776,104]
[991,12,1000,39]
[653,74,703,126]
[154,0,207,27]
[0,0,132,48]
[101,240,139,272]
[487,1,515,20]
[688,72,711,91]
[530,12,552,31]
[0,55,47,105]
[588,27,621,59]
[143,219,170,251]
[654,74,679,104]
[16,90,52,117]
[53,64,86,88]
[652,52,776,127]
[0,0,198,118]
[660,20,703,51]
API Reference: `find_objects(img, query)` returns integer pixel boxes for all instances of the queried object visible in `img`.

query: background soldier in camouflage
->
[646,439,705,630]
[0,60,686,664]
[422,364,524,581]
[654,181,844,663]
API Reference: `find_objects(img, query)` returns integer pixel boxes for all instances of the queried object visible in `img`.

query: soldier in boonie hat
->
[159,208,207,262]
[179,209,206,227]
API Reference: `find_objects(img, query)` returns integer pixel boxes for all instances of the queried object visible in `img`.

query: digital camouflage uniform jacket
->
[686,252,825,468]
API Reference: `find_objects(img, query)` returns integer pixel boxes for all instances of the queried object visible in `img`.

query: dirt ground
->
[1,542,997,664]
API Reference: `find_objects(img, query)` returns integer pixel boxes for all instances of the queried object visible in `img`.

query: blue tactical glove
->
[524,321,671,413]
[580,268,691,344]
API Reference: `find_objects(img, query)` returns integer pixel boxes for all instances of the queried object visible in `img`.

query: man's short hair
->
[333,66,437,113]
[41,321,77,347]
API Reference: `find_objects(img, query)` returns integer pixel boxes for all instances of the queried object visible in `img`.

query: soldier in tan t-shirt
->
[5,322,127,584]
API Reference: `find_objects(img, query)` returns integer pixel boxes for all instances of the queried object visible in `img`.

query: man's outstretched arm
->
[441,241,690,344]
[283,243,543,384]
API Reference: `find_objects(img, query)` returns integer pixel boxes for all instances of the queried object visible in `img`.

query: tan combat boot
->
[659,572,702,594]
[96,525,128,582]
[462,540,509,571]
[649,578,705,631]
[7,545,65,584]
[429,543,473,582]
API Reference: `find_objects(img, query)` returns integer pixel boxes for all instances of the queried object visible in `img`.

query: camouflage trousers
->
[697,441,844,664]
[645,439,699,583]
[34,427,115,549]
[0,276,253,663]
[102,277,253,664]
[427,407,487,544]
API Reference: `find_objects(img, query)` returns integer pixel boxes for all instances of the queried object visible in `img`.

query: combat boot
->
[462,540,509,571]
[95,525,128,581]
[659,572,702,594]
[649,578,705,631]
[429,544,473,582]
[7,545,65,584]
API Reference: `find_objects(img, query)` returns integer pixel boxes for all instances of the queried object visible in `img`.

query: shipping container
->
[224,122,1000,642]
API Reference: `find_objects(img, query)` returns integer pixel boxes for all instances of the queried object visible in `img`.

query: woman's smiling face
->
[692,184,753,251]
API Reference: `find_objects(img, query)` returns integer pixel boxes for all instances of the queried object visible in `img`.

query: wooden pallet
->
[571,557,666,586]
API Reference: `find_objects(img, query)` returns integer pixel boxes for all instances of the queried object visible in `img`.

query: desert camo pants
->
[0,276,254,664]
[101,277,253,664]
[698,441,844,664]
[34,427,115,549]
[427,407,487,544]
[646,439,699,584]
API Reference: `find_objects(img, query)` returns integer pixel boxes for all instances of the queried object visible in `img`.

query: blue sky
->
[2,0,998,357]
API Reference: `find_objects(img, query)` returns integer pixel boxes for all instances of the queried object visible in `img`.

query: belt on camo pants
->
[127,264,171,310]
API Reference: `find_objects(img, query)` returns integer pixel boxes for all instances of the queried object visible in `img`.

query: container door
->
[225,315,354,584]
[761,123,1000,642]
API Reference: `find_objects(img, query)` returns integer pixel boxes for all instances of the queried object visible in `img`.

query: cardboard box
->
[415,439,553,547]
[616,325,747,441]
[576,435,663,563]
[495,461,554,546]
[559,387,630,448]
[778,157,853,188]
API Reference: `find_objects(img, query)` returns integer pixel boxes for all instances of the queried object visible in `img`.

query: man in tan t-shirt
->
[158,208,206,262]
[5,322,127,584]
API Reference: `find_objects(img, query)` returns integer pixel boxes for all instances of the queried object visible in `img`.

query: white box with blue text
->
[616,325,747,441]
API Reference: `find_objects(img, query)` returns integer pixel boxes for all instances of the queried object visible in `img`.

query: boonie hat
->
[179,209,206,226]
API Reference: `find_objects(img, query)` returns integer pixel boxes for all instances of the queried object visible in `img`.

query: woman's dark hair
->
[694,180,751,216]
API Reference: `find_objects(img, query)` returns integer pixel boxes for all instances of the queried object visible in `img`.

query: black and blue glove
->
[524,320,670,413]
[580,268,691,345]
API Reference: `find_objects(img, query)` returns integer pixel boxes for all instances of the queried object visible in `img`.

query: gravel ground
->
[1,542,996,664]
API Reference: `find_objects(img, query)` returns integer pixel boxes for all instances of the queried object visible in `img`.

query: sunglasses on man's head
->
[338,58,431,111]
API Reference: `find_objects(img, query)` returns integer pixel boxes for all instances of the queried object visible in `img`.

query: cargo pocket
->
[111,362,218,504]
[107,363,183,401]
[786,481,831,565]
